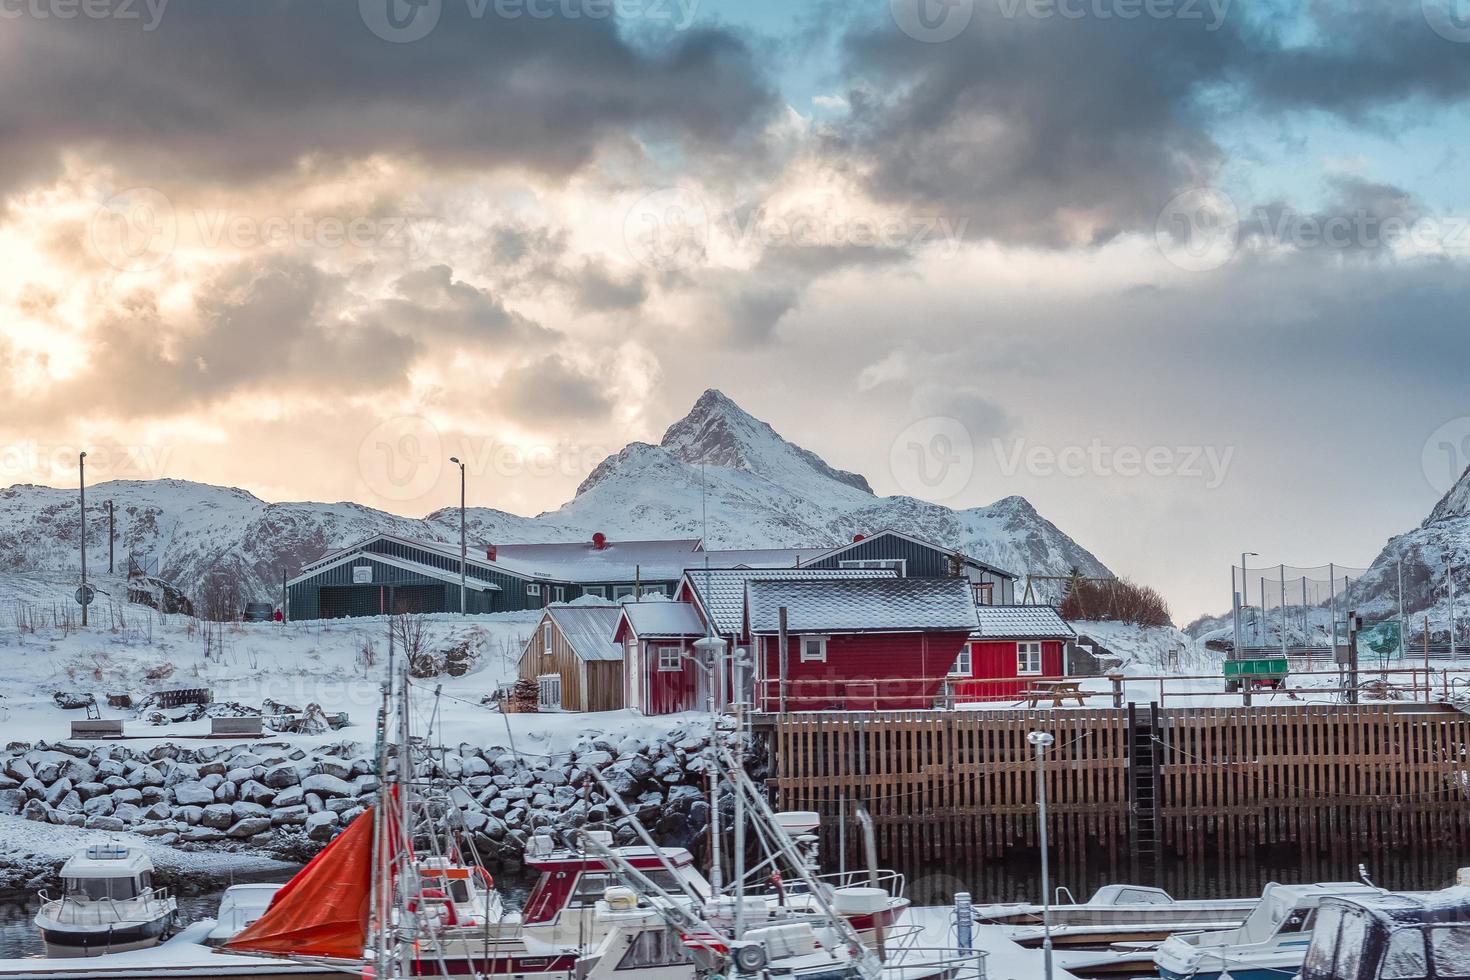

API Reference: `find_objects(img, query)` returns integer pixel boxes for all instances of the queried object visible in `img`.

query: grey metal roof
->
[802,529,1016,580]
[972,605,1074,639]
[682,567,898,635]
[489,539,705,582]
[700,548,825,568]
[746,577,980,634]
[619,600,708,638]
[545,604,625,662]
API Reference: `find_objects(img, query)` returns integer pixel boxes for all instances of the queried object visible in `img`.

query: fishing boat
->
[33,845,178,958]
[977,883,1255,947]
[1154,881,1386,980]
[1299,879,1470,980]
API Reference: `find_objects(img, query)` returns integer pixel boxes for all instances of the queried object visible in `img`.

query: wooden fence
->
[765,704,1470,848]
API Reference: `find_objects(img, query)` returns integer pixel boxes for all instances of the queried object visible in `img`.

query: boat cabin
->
[1301,888,1470,980]
[58,845,158,902]
[520,834,705,946]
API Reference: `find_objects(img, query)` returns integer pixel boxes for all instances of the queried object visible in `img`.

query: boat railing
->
[880,923,988,980]
[1055,886,1078,906]
[37,886,175,927]
[806,869,909,899]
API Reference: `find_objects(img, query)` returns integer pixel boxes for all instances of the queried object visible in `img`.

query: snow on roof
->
[682,567,898,635]
[290,548,503,591]
[619,600,708,638]
[488,539,706,582]
[544,604,624,662]
[746,577,979,634]
[700,548,824,568]
[801,529,1016,579]
[973,605,1075,639]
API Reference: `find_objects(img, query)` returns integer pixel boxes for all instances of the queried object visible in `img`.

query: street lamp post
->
[78,452,88,627]
[450,457,466,615]
[1028,730,1056,980]
[1240,552,1258,646]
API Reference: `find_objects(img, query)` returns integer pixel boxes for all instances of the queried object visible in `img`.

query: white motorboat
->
[976,883,1256,947]
[33,845,179,958]
[203,884,286,947]
[1154,881,1385,980]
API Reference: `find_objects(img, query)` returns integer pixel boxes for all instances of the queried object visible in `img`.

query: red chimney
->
[852,533,866,543]
[486,545,497,561]
[592,532,608,550]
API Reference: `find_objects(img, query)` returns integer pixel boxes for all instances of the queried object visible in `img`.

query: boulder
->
[181,827,225,843]
[272,786,304,808]
[127,765,164,788]
[172,781,215,807]
[114,803,144,823]
[85,815,125,832]
[262,764,300,789]
[201,803,236,830]
[0,788,25,815]
[213,781,237,804]
[271,805,308,826]
[231,801,270,821]
[227,817,272,838]
[239,780,275,805]
[305,810,340,842]
[300,774,353,798]
[81,795,115,817]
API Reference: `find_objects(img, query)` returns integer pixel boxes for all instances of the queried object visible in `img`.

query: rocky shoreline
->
[0,727,749,888]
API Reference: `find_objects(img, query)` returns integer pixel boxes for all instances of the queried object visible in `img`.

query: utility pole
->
[1028,731,1056,980]
[78,451,88,627]
[1398,559,1407,662]
[1280,565,1288,659]
[1329,563,1338,657]
[449,457,466,615]
[1231,565,1242,663]
[1347,611,1361,705]
[106,500,114,574]
[1451,569,1458,661]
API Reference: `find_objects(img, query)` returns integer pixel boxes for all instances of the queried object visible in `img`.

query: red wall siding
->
[757,631,970,711]
[638,640,703,715]
[952,639,1066,702]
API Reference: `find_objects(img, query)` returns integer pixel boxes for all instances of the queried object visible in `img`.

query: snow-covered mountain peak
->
[656,389,873,495]
[1426,464,1470,526]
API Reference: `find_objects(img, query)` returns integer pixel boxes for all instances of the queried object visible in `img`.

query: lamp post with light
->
[1028,730,1055,980]
[78,451,88,627]
[450,457,466,616]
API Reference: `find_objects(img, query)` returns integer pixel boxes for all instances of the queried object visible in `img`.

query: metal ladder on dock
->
[1126,702,1162,874]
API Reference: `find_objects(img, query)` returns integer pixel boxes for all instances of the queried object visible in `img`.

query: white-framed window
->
[800,635,828,663]
[973,582,994,606]
[1017,641,1043,675]
[950,643,973,677]
[537,673,562,710]
[553,586,566,602]
[542,622,553,654]
[585,586,606,598]
[526,583,542,597]
[642,585,667,597]
[839,559,906,576]
[612,585,636,600]
[657,646,683,672]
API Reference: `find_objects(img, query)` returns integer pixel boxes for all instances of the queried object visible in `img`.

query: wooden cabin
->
[516,603,625,712]
[948,605,1075,703]
[745,577,978,712]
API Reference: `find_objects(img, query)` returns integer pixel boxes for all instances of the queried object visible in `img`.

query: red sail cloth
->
[224,806,380,960]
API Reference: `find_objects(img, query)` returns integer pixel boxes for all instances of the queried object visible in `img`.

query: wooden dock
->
[759,702,1470,861]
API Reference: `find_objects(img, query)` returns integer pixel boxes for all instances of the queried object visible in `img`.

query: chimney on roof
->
[852,533,866,543]
[592,532,608,550]
[486,545,497,561]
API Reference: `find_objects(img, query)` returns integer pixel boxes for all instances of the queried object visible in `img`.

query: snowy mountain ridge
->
[0,389,1112,604]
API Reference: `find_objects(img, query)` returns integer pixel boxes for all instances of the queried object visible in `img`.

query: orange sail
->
[224,805,381,959]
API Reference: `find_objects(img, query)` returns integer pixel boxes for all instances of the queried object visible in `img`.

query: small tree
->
[1060,576,1171,627]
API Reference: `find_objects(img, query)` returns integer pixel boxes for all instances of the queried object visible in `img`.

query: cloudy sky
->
[3,0,1470,619]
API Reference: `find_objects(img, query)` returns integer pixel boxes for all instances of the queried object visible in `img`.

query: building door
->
[537,674,562,711]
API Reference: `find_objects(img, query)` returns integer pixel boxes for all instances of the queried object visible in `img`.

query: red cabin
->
[947,605,1075,703]
[745,577,978,712]
[613,600,710,715]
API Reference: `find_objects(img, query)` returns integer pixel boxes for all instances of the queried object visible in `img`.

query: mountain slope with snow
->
[0,390,1112,603]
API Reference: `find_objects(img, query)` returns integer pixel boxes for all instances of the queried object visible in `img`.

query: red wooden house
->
[947,605,1075,703]
[745,577,978,712]
[613,600,710,716]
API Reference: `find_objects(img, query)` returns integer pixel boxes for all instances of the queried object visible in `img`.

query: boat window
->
[139,871,152,892]
[1114,888,1171,905]
[616,928,694,970]
[447,880,471,904]
[572,871,686,905]
[1380,929,1428,979]
[65,877,139,901]
[1280,908,1318,933]
[1305,906,1344,977]
[1334,910,1369,980]
[1429,926,1470,979]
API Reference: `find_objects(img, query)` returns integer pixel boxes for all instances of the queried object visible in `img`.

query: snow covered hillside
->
[0,390,1111,603]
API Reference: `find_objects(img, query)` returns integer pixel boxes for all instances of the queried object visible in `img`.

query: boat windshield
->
[1428,926,1470,979]
[1302,905,1342,977]
[65,876,140,901]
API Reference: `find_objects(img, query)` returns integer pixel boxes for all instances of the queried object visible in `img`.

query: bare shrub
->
[1060,576,1171,627]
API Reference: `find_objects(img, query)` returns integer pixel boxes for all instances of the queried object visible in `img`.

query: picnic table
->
[1022,680,1088,708]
